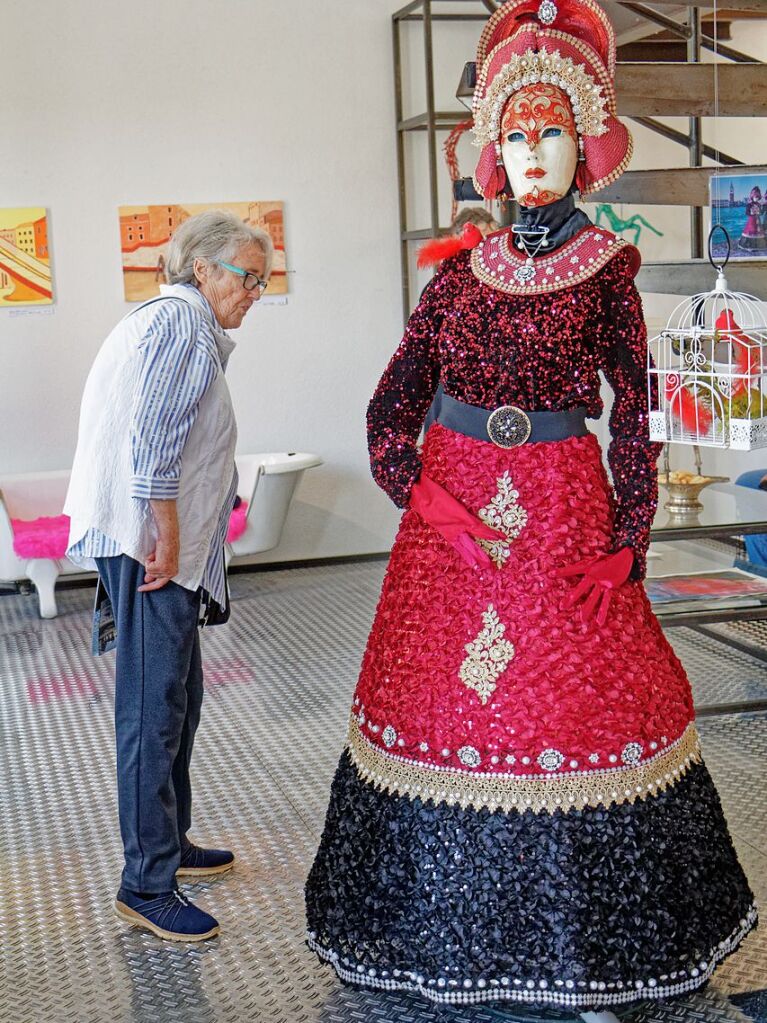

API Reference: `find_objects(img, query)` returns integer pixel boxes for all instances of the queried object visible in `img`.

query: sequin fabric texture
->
[366,237,661,577]
[306,235,757,1009]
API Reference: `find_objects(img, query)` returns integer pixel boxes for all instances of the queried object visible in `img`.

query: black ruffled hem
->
[305,752,757,1010]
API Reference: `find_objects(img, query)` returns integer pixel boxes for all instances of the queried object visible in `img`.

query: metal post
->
[392,10,411,320]
[423,0,440,241]
[688,5,704,258]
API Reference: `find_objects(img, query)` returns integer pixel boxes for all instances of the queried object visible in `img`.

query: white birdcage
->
[647,267,767,450]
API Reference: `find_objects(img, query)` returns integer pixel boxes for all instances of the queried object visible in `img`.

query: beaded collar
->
[470,224,632,296]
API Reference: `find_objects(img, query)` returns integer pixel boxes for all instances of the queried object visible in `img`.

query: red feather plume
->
[666,377,712,434]
[715,308,759,399]
[417,223,483,269]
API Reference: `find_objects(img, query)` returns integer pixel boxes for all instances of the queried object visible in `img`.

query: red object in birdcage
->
[648,269,767,450]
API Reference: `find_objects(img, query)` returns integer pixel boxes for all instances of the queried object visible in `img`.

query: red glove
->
[409,473,505,569]
[556,547,634,627]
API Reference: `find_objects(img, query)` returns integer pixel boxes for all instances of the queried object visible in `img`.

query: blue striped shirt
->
[69,289,235,608]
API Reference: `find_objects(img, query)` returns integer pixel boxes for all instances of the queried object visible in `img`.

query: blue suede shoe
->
[115,887,219,941]
[176,843,235,878]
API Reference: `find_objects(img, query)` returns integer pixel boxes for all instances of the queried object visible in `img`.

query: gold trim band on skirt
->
[347,717,701,816]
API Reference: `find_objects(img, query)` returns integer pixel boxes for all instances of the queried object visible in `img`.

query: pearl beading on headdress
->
[472,47,609,149]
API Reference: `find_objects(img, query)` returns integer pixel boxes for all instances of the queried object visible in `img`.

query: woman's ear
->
[193,257,207,285]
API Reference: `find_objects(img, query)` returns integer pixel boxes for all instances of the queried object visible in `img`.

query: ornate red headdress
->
[472,0,632,199]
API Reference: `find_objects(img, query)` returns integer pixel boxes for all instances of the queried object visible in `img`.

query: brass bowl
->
[657,473,729,515]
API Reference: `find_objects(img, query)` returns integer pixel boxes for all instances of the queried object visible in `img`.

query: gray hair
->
[166,209,274,285]
[451,207,496,232]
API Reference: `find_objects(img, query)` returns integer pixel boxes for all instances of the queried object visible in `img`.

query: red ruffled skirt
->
[355,425,691,775]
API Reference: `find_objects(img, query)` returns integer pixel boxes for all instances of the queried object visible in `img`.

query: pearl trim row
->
[472,48,609,149]
[347,715,701,815]
[354,698,674,778]
[307,905,757,1008]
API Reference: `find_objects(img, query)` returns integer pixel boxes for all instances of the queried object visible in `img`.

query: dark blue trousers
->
[96,555,203,893]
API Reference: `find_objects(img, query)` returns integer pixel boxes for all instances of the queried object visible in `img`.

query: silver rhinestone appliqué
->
[382,725,397,748]
[514,263,536,284]
[537,748,565,771]
[622,741,644,766]
[538,0,557,25]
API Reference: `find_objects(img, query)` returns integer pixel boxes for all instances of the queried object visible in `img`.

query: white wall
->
[0,0,409,561]
[3,3,767,560]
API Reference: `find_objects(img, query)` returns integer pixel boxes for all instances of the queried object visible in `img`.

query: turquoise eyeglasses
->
[215,260,268,293]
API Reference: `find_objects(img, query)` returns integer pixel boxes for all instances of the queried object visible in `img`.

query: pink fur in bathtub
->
[226,501,248,543]
[12,515,70,558]
[12,501,248,559]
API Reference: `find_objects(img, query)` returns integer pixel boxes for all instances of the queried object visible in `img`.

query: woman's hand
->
[139,538,180,591]
[556,547,634,627]
[409,473,505,569]
[139,500,180,592]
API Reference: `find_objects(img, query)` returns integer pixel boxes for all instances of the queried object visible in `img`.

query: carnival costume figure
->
[738,185,767,252]
[306,0,756,1013]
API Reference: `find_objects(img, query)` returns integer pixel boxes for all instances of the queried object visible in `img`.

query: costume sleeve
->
[129,301,218,500]
[601,249,663,580]
[366,265,451,506]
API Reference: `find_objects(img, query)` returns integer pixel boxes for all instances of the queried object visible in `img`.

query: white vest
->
[65,286,237,593]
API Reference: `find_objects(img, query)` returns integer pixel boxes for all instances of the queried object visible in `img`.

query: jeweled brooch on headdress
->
[537,0,557,25]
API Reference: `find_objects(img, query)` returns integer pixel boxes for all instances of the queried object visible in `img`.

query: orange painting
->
[0,207,53,306]
[118,201,287,302]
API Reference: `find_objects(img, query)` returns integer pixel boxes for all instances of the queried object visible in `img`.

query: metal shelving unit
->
[392,0,767,317]
[392,0,489,319]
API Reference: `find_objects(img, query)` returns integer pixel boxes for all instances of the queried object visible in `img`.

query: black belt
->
[429,385,589,448]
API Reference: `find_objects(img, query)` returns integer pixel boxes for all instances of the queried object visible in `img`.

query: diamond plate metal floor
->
[1,561,764,1023]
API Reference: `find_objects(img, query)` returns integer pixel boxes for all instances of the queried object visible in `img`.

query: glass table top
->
[646,538,767,624]
[651,482,767,540]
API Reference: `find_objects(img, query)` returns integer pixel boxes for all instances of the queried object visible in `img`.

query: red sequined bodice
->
[367,234,662,574]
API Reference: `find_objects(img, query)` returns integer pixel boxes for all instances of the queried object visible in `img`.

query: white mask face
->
[500,83,578,207]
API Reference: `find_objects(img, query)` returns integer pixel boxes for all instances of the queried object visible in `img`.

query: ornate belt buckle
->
[487,405,532,448]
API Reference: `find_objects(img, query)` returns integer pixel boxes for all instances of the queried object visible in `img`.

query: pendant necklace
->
[510,224,550,284]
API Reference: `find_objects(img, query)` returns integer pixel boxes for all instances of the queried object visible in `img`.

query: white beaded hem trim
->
[308,904,757,1008]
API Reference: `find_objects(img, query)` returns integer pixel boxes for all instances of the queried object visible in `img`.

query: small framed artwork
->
[118,201,286,302]
[0,207,53,306]
[710,172,767,260]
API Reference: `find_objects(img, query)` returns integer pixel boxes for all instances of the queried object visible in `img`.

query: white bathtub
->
[0,452,322,618]
[229,451,323,560]
[0,470,82,617]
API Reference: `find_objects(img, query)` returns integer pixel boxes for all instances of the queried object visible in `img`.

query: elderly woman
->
[65,210,272,941]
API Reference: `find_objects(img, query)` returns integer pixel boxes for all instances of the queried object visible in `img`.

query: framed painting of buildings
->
[710,173,767,261]
[118,201,286,302]
[0,207,53,306]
